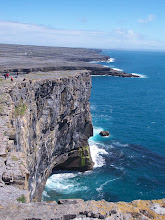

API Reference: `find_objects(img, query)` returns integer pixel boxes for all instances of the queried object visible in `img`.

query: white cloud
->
[0,20,164,50]
[0,20,105,47]
[114,28,141,40]
[138,14,155,24]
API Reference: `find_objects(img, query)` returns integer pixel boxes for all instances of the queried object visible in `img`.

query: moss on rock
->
[79,146,91,168]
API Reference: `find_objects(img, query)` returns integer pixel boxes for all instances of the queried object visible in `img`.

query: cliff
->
[0,45,164,219]
[1,71,164,220]
[0,44,138,77]
[0,70,93,202]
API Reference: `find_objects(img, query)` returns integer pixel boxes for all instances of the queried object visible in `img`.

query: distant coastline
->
[0,44,139,78]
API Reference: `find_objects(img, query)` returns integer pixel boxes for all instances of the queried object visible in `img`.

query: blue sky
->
[0,0,165,50]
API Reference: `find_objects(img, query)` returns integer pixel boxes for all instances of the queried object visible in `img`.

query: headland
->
[0,44,139,77]
[0,44,164,220]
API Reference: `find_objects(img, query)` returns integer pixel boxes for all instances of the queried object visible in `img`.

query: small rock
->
[99,213,106,219]
[58,199,83,205]
[110,210,117,215]
[63,214,77,220]
[151,203,165,215]
[99,130,110,137]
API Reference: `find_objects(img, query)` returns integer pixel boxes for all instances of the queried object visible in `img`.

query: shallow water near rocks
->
[42,50,165,202]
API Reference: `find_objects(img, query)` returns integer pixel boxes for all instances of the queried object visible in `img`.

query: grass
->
[0,106,3,113]
[12,155,19,161]
[17,194,26,203]
[15,100,27,117]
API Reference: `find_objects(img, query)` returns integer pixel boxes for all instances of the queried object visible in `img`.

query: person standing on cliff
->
[4,73,7,80]
[6,73,9,78]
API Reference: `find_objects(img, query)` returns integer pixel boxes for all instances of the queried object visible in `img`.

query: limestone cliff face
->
[6,71,93,201]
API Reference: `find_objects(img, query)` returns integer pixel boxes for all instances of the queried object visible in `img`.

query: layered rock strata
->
[0,70,93,202]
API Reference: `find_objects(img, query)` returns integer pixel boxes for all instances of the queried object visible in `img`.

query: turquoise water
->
[42,50,165,202]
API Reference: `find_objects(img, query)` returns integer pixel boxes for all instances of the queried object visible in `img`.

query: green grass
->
[12,155,19,161]
[17,194,26,203]
[15,101,27,117]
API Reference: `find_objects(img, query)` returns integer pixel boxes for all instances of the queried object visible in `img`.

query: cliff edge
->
[0,70,93,202]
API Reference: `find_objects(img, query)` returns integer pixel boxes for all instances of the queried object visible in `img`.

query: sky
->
[0,0,165,50]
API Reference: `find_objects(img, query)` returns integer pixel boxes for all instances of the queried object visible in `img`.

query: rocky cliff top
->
[0,44,107,72]
[0,44,138,77]
[0,198,165,219]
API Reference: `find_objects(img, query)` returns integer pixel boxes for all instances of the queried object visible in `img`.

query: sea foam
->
[107,58,115,63]
[112,67,123,72]
[89,126,108,168]
[45,172,88,194]
[131,73,147,78]
[90,142,108,168]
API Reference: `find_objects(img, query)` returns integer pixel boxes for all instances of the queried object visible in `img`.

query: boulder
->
[99,130,110,137]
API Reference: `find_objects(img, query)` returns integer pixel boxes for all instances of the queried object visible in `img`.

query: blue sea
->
[42,49,165,202]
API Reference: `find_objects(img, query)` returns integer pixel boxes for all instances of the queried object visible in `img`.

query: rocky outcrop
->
[0,70,93,202]
[99,131,110,137]
[0,198,165,219]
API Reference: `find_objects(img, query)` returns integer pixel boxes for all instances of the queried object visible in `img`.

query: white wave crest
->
[112,141,129,147]
[42,190,50,199]
[90,142,108,168]
[93,126,104,136]
[107,58,115,63]
[90,104,96,111]
[96,177,121,192]
[112,67,123,72]
[131,73,147,78]
[45,172,88,194]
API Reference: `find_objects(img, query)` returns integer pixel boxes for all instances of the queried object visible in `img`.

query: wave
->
[107,58,115,63]
[131,73,147,78]
[90,104,96,111]
[44,172,88,194]
[96,177,121,192]
[89,126,109,168]
[90,142,108,168]
[42,190,50,199]
[91,75,108,77]
[112,67,123,72]
[112,141,129,148]
[92,126,104,137]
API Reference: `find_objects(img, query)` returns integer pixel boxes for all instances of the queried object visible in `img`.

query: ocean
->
[42,49,165,202]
